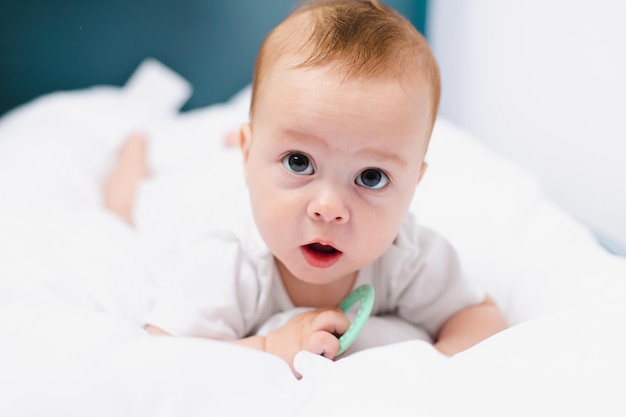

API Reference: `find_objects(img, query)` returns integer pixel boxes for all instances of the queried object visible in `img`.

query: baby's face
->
[241,60,432,290]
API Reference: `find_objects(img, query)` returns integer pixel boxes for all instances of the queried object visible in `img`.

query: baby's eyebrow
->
[279,128,407,167]
[355,147,407,168]
[279,129,327,147]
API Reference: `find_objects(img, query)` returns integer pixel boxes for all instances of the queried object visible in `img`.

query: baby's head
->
[239,0,441,292]
[250,0,440,130]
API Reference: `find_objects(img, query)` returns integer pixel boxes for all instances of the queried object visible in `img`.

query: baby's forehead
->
[263,55,432,105]
[256,62,433,148]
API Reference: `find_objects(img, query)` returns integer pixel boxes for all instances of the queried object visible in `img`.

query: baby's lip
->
[301,242,343,268]
[307,242,340,253]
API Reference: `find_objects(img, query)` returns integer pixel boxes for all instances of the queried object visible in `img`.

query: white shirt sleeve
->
[372,215,485,338]
[142,230,264,339]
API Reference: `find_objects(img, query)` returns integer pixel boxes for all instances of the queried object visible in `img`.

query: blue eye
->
[282,153,314,175]
[355,168,389,189]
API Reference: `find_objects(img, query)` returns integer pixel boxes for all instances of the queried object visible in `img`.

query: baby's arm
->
[144,308,350,378]
[236,307,350,378]
[433,295,507,356]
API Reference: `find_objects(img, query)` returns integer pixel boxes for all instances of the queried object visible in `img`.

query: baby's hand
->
[265,308,350,377]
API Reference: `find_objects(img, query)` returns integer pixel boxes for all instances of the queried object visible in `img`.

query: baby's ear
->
[239,123,252,158]
[417,161,428,184]
[239,123,252,178]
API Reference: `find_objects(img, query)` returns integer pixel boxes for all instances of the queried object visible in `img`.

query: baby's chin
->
[276,256,356,287]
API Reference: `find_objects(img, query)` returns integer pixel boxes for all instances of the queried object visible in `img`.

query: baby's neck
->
[276,260,357,308]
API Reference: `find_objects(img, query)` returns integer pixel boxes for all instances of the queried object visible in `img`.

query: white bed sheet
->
[1,59,625,416]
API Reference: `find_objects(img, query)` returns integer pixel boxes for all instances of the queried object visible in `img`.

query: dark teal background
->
[0,0,428,116]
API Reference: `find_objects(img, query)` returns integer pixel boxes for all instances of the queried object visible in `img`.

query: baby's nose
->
[307,186,349,223]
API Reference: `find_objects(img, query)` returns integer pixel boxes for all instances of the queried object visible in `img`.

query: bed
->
[0,0,626,417]
[2,3,626,417]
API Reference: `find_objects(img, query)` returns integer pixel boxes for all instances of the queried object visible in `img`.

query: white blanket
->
[1,60,625,416]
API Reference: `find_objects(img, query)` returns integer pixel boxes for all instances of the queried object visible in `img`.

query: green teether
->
[335,284,375,356]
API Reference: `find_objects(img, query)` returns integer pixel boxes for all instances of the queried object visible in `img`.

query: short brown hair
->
[250,0,440,123]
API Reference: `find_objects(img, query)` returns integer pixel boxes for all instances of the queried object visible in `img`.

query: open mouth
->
[301,243,343,268]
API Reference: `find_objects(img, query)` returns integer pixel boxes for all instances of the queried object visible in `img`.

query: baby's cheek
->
[369,220,400,258]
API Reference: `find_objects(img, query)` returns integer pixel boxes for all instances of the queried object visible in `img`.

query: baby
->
[106,0,507,376]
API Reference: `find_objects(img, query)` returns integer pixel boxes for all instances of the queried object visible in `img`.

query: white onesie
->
[143,196,485,345]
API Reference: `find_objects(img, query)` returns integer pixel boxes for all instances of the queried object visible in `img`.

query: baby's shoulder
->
[176,210,273,283]
[392,212,452,255]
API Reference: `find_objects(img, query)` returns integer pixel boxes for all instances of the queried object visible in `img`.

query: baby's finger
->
[312,308,351,337]
[305,330,342,359]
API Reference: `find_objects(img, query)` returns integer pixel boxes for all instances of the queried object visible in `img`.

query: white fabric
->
[1,60,626,416]
[143,206,484,344]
